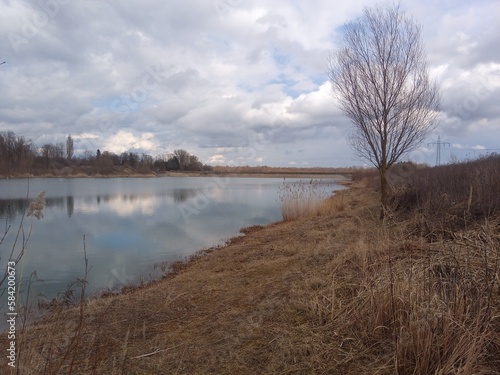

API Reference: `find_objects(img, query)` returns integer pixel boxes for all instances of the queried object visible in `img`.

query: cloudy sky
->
[1,0,499,167]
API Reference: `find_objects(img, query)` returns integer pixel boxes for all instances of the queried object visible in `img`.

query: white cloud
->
[72,133,99,140]
[452,143,486,150]
[255,156,264,163]
[208,154,225,164]
[104,131,157,154]
[107,195,155,217]
[1,0,499,167]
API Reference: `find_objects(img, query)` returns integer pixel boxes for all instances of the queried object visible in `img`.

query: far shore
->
[1,171,350,180]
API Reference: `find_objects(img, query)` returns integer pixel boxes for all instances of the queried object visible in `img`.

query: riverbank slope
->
[1,180,499,374]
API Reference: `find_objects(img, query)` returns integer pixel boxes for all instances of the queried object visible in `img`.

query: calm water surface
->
[0,176,343,313]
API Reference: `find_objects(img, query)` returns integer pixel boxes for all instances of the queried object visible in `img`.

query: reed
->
[278,179,333,220]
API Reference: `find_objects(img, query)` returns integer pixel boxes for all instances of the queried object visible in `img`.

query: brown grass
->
[212,165,354,176]
[1,177,499,374]
[391,154,500,232]
[278,179,337,220]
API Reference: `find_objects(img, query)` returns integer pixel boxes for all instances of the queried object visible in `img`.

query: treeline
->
[0,130,212,177]
[0,130,35,175]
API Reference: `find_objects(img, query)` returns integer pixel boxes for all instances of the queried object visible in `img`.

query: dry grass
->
[391,154,500,232]
[278,179,341,220]
[1,178,500,374]
[212,165,354,176]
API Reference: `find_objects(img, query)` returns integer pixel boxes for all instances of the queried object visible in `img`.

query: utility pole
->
[428,136,450,166]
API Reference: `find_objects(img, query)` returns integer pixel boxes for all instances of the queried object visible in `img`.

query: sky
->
[1,0,499,167]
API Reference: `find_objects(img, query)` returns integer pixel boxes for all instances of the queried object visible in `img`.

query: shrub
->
[391,154,500,232]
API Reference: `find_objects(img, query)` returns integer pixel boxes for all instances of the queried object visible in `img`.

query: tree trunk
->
[380,168,388,219]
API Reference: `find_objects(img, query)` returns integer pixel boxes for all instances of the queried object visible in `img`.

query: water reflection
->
[0,188,204,219]
[0,177,344,319]
[67,196,74,217]
[171,189,199,203]
[0,199,25,220]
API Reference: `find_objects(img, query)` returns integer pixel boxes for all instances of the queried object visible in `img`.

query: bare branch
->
[328,4,440,215]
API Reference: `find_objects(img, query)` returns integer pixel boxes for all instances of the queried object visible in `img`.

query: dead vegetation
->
[278,179,342,220]
[1,157,500,374]
[211,165,354,176]
[391,154,500,234]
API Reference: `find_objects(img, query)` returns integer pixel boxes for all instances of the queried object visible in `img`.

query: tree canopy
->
[329,4,440,216]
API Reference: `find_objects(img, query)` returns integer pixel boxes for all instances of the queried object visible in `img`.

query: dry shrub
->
[350,166,378,181]
[392,154,500,233]
[347,162,425,194]
[299,213,500,374]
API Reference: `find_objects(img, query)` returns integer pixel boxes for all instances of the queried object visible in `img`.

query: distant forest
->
[0,130,212,177]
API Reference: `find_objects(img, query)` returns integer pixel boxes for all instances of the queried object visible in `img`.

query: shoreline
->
[1,182,372,372]
[1,171,350,180]
[0,177,349,332]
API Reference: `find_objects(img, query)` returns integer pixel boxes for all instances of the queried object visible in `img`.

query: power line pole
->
[428,136,450,166]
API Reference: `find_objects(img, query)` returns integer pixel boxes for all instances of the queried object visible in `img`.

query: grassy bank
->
[1,161,499,373]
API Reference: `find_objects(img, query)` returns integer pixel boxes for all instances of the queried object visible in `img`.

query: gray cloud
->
[1,0,499,167]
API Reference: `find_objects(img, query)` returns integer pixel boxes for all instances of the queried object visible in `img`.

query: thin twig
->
[131,344,184,359]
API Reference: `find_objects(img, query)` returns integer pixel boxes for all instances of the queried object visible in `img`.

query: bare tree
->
[55,142,65,159]
[328,4,440,217]
[66,134,74,160]
[0,131,35,174]
[187,154,202,171]
[172,149,191,171]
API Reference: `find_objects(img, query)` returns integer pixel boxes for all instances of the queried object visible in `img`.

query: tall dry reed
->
[278,179,332,220]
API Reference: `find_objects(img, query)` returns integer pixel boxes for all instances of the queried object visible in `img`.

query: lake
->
[0,176,344,315]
